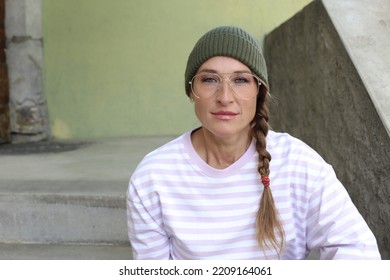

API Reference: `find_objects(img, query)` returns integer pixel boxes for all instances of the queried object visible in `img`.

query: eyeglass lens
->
[191,73,260,99]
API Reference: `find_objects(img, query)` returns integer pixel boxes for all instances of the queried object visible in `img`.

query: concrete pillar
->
[0,0,9,143]
[5,0,49,143]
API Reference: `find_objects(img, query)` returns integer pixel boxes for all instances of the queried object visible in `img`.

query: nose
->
[216,78,234,103]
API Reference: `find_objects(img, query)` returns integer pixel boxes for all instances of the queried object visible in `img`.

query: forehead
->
[198,56,251,73]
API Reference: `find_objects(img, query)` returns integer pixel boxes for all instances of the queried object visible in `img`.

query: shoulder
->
[128,132,191,199]
[266,132,343,213]
[130,131,191,179]
[267,130,334,188]
[267,130,325,162]
[142,133,187,161]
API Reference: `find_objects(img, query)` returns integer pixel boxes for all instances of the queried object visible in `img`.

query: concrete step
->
[0,136,173,245]
[0,243,317,260]
[0,243,133,260]
[0,181,128,244]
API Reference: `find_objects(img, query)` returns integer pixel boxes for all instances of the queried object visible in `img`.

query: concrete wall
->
[323,0,390,138]
[42,0,312,140]
[264,0,390,259]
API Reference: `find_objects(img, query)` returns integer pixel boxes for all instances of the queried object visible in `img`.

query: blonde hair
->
[251,84,285,255]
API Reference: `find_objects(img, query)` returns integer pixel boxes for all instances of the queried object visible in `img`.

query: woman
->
[126,26,381,259]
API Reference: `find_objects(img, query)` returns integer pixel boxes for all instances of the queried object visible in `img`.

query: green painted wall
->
[43,0,312,140]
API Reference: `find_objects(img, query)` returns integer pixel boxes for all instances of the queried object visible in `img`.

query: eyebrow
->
[197,69,252,74]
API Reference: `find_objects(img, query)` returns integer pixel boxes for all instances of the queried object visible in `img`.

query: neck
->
[191,127,252,169]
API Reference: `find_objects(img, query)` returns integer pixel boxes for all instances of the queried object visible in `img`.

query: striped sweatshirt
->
[126,130,381,259]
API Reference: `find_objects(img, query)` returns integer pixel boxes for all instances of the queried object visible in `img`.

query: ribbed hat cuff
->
[184,27,268,96]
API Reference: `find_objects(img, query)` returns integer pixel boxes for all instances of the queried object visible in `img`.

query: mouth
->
[211,111,239,120]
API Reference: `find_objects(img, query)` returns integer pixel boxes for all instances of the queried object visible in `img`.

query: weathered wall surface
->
[264,0,390,259]
[323,0,390,138]
[5,0,49,143]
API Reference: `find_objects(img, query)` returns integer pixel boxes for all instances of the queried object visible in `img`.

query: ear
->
[189,92,196,102]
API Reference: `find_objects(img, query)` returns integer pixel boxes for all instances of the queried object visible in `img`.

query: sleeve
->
[305,165,381,260]
[126,178,170,260]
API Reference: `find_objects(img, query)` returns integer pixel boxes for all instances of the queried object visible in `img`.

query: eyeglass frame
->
[188,71,263,100]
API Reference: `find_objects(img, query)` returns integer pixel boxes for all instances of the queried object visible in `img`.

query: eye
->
[199,74,219,84]
[232,75,251,84]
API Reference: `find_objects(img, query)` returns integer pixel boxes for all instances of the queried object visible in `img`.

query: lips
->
[211,111,239,120]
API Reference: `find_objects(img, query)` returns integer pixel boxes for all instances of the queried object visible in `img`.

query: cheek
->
[242,100,257,120]
[193,100,208,121]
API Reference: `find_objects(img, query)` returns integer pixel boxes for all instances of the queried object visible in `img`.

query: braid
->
[251,85,285,256]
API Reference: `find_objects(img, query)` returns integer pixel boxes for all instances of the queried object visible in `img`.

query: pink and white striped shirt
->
[126,130,381,259]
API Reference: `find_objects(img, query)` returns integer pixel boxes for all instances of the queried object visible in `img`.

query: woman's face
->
[190,56,258,139]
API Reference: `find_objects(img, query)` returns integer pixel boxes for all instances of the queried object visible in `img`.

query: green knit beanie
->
[184,26,268,96]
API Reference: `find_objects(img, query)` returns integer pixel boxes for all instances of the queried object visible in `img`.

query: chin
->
[205,125,248,139]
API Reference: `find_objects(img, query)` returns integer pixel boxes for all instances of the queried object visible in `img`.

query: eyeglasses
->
[189,72,261,100]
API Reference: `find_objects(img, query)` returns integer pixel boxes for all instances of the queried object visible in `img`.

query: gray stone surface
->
[0,189,128,244]
[0,244,133,260]
[7,40,47,135]
[0,135,173,259]
[323,0,390,137]
[5,0,49,142]
[5,0,42,38]
[264,0,390,259]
